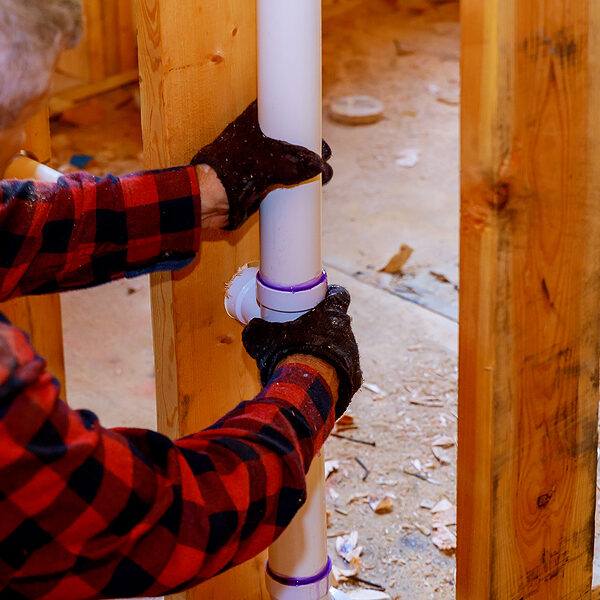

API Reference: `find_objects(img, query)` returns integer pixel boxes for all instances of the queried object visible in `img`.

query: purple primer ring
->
[266,557,332,587]
[257,270,327,294]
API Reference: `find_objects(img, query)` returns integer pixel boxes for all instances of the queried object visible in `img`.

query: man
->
[0,2,361,599]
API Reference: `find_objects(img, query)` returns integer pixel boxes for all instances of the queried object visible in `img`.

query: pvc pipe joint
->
[224,267,328,325]
[257,271,328,323]
[224,263,261,324]
[266,558,331,600]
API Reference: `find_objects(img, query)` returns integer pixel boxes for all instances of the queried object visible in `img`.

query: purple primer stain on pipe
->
[266,557,332,587]
[257,270,327,294]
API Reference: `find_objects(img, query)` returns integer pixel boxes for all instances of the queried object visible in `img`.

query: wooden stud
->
[136,2,265,599]
[458,1,600,598]
[84,0,106,82]
[0,108,67,395]
[101,0,121,76]
[118,0,138,72]
[49,70,139,118]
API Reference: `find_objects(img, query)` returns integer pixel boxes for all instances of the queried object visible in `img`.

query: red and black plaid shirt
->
[0,169,335,599]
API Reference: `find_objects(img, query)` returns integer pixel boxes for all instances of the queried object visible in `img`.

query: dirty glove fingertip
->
[325,285,351,312]
[322,163,334,185]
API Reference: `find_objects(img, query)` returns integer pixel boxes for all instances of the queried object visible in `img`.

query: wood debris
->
[431,498,453,513]
[420,499,435,510]
[431,435,455,448]
[431,434,454,463]
[378,244,414,274]
[395,148,420,168]
[346,591,391,600]
[347,492,369,505]
[362,382,387,397]
[432,525,456,552]
[332,433,377,447]
[328,531,349,539]
[436,94,459,106]
[414,522,431,536]
[336,531,363,563]
[431,446,452,465]
[409,398,444,408]
[432,508,456,529]
[368,496,394,514]
[325,460,340,479]
[354,457,370,481]
[431,499,457,552]
[336,413,357,431]
[332,564,360,583]
[431,499,456,529]
[376,479,398,486]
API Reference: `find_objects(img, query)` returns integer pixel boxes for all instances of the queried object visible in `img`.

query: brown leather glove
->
[242,286,362,419]
[191,101,333,230]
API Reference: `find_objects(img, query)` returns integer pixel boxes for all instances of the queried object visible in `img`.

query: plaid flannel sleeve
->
[0,316,336,599]
[0,166,202,300]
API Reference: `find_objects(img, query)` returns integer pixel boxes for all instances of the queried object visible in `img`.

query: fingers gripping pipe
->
[225,2,350,599]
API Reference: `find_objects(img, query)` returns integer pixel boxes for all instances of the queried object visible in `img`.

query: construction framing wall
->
[10,1,600,599]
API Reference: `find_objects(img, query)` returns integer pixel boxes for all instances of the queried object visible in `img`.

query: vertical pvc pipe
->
[257,0,331,595]
[258,0,323,292]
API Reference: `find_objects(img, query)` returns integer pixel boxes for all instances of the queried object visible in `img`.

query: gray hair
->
[0,0,82,129]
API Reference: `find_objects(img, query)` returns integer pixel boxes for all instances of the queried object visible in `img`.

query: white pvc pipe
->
[258,0,323,291]
[3,155,61,182]
[268,450,328,578]
[257,0,331,594]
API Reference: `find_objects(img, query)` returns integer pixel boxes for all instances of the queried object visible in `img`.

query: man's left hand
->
[191,100,332,230]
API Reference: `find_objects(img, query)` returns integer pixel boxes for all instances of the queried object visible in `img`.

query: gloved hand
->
[242,285,362,419]
[191,100,333,230]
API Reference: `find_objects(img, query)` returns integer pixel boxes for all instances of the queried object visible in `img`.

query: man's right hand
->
[242,286,361,419]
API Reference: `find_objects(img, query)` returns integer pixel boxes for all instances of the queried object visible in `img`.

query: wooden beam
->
[101,0,121,76]
[117,0,138,72]
[136,2,265,599]
[84,0,106,82]
[0,108,66,395]
[49,70,139,117]
[458,1,600,598]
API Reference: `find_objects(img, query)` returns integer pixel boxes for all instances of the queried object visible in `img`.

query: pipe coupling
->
[266,557,332,600]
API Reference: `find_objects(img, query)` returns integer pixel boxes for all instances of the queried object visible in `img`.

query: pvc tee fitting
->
[224,266,327,325]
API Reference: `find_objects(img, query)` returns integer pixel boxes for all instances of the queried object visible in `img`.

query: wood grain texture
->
[0,109,66,395]
[135,1,266,599]
[83,0,105,82]
[118,0,138,71]
[101,0,121,76]
[458,1,600,598]
[57,0,137,83]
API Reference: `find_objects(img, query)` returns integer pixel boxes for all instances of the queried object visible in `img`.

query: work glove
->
[191,100,333,230]
[242,285,362,419]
